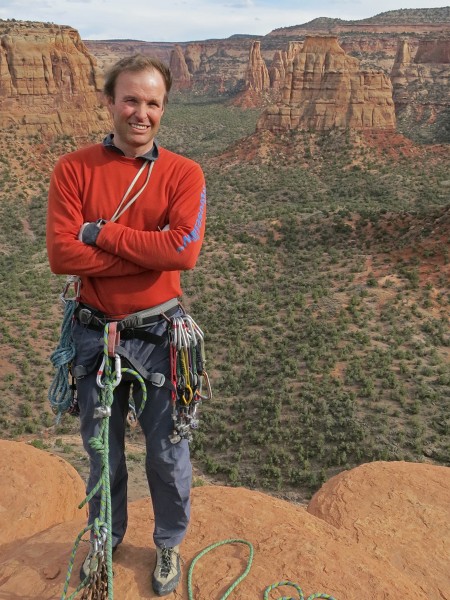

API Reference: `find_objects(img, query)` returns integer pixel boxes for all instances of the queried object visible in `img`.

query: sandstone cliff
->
[391,37,450,142]
[1,9,449,143]
[0,440,449,599]
[257,36,396,133]
[246,41,271,92]
[169,44,192,90]
[232,40,273,107]
[0,21,109,138]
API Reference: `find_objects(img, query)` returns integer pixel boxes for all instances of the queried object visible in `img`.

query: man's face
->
[107,69,166,157]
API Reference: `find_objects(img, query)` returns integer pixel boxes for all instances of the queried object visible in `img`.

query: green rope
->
[48,299,77,419]
[98,332,114,600]
[122,368,147,418]
[188,539,254,600]
[60,525,93,600]
[59,324,150,599]
[263,581,336,600]
[188,539,336,600]
[61,324,116,600]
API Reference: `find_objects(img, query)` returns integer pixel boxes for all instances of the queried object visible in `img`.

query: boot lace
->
[160,547,173,578]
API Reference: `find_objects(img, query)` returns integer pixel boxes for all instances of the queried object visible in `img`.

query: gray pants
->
[73,314,192,549]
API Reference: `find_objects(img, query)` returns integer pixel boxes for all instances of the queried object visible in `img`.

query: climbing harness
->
[166,312,212,444]
[187,539,337,600]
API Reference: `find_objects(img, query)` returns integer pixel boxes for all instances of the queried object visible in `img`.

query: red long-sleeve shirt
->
[46,143,206,318]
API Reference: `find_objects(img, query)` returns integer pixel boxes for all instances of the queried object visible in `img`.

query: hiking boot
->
[152,545,181,596]
[80,543,118,582]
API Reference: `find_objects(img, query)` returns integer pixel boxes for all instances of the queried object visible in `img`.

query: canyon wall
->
[0,21,109,137]
[256,36,396,132]
[391,37,450,142]
[1,8,449,142]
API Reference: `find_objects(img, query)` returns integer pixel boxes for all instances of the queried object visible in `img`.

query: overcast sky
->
[1,1,447,42]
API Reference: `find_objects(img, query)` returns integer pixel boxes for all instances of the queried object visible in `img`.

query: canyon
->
[0,7,449,141]
[0,11,449,599]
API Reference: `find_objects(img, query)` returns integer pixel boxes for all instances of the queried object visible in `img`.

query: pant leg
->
[133,324,192,549]
[77,371,131,548]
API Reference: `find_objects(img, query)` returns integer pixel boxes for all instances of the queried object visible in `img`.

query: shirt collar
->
[102,133,159,161]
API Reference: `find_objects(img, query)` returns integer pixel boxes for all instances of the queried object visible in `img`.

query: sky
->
[0,0,448,42]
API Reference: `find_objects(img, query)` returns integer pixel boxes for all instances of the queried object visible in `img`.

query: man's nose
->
[135,103,148,120]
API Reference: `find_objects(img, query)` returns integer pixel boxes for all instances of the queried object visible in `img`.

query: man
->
[46,54,206,596]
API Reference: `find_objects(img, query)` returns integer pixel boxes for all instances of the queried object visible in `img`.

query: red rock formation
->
[232,40,273,107]
[268,44,302,91]
[0,441,449,599]
[257,36,396,132]
[80,8,450,129]
[169,44,192,90]
[308,461,450,600]
[0,21,109,138]
[268,49,286,89]
[414,38,450,64]
[246,41,270,91]
[391,38,450,141]
[184,43,204,74]
[0,440,86,546]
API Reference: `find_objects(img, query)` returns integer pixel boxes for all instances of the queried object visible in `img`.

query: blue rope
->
[48,299,77,419]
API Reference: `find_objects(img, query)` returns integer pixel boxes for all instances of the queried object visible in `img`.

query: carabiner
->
[180,320,190,349]
[170,318,179,348]
[114,353,122,387]
[185,316,197,346]
[181,384,193,405]
[59,275,81,304]
[199,370,213,400]
[96,356,106,389]
[127,402,137,428]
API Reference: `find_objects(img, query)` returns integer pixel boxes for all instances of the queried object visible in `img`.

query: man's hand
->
[78,219,106,245]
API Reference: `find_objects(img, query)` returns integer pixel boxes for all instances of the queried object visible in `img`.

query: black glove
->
[78,219,106,246]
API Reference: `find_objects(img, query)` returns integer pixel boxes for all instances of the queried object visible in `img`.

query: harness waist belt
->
[74,299,179,344]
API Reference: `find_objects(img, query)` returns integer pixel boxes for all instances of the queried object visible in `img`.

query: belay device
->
[166,313,212,444]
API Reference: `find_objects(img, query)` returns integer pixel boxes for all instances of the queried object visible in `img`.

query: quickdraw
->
[167,314,212,444]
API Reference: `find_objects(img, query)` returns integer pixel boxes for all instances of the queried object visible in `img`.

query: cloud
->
[1,0,448,42]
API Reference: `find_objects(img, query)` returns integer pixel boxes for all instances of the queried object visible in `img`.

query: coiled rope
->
[263,581,336,600]
[48,298,77,419]
[187,539,336,600]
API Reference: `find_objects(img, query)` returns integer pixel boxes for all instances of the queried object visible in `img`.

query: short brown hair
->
[103,54,173,106]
